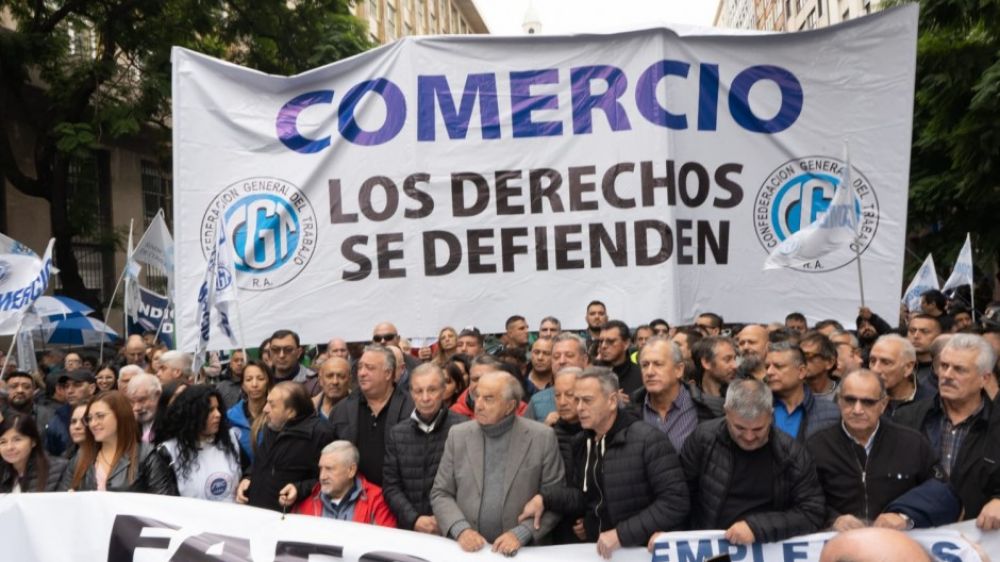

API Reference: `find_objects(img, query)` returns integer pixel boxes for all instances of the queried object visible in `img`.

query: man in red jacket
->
[294,440,396,528]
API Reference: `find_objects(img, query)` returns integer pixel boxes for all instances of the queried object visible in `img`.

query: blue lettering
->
[636,60,690,129]
[782,541,809,561]
[729,65,803,133]
[416,74,501,141]
[510,69,563,138]
[930,542,963,562]
[338,78,407,146]
[570,65,631,134]
[276,90,334,154]
[697,64,720,131]
[677,539,716,562]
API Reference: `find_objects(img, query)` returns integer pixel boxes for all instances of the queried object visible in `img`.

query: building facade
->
[715,0,882,31]
[1,1,489,335]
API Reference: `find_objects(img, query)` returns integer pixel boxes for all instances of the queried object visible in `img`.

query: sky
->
[472,0,720,35]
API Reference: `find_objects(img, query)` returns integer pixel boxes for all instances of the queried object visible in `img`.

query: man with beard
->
[125,373,162,443]
[2,371,54,433]
[237,381,334,511]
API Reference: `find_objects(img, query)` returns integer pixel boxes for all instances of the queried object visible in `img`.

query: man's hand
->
[277,483,298,507]
[573,518,586,541]
[517,494,545,530]
[543,412,559,426]
[491,532,523,557]
[413,515,440,535]
[724,521,755,545]
[596,529,621,560]
[647,532,663,552]
[418,347,432,361]
[832,514,866,532]
[976,498,1000,530]
[457,529,487,552]
[873,512,908,530]
[235,478,251,504]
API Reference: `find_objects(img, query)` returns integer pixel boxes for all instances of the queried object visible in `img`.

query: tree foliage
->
[900,0,1000,301]
[0,0,372,309]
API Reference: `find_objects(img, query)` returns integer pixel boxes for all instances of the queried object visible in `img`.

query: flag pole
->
[123,219,134,339]
[1,314,25,377]
[99,259,128,365]
[855,245,866,308]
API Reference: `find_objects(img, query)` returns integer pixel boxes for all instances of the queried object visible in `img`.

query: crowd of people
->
[0,290,998,560]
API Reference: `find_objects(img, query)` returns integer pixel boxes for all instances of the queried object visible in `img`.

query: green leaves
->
[54,122,97,157]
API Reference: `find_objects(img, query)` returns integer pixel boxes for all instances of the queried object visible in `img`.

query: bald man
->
[373,321,419,372]
[819,528,931,562]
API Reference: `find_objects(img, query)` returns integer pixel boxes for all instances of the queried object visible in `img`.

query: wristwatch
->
[897,513,915,530]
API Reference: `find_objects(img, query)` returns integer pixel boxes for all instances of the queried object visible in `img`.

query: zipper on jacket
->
[852,450,871,521]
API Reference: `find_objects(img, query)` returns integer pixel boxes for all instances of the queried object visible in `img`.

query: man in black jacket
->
[236,381,334,511]
[383,363,466,534]
[807,370,945,530]
[329,344,414,486]
[895,334,1000,527]
[520,366,689,559]
[680,378,825,544]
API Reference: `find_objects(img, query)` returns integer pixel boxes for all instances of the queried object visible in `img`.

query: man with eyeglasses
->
[799,331,839,401]
[596,320,642,395]
[269,329,319,395]
[807,370,951,532]
[895,334,1000,528]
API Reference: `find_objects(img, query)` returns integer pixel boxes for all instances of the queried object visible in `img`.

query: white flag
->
[901,254,940,312]
[764,146,859,270]
[0,239,55,333]
[124,222,143,323]
[193,217,240,372]
[942,234,973,294]
[133,210,174,294]
[0,232,38,258]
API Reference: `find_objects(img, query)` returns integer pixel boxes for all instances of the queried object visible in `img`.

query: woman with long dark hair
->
[64,404,89,460]
[226,360,273,467]
[156,385,241,501]
[0,414,65,492]
[58,391,177,494]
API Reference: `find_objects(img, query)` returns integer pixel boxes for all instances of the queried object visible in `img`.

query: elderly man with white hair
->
[431,371,564,556]
[117,364,145,395]
[293,440,396,527]
[156,350,193,384]
[895,333,1000,528]
[125,373,162,443]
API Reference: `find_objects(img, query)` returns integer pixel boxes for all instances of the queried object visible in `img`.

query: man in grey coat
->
[431,371,564,556]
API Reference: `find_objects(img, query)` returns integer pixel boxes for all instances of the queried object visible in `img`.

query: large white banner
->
[172,6,918,349]
[0,493,993,561]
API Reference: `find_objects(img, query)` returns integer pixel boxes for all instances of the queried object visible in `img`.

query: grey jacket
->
[431,416,564,544]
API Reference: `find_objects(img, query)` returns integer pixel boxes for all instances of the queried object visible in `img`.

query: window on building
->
[386,0,398,40]
[140,161,172,294]
[57,150,114,306]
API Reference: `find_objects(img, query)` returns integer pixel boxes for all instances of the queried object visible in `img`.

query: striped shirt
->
[642,385,699,452]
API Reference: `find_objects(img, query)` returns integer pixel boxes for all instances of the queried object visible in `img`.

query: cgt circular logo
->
[200,177,317,291]
[753,156,880,272]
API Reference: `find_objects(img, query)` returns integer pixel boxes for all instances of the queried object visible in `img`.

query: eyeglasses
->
[839,395,882,408]
[372,333,397,343]
[271,345,298,356]
[84,412,111,424]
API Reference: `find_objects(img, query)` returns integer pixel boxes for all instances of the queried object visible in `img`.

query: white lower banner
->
[0,493,995,561]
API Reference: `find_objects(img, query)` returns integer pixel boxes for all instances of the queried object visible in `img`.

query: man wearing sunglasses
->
[372,322,420,373]
[807,370,950,532]
[269,329,319,396]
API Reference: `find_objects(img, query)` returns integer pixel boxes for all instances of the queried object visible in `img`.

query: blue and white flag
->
[0,238,56,333]
[942,233,973,295]
[0,232,38,258]
[193,216,241,372]
[133,210,174,296]
[902,254,940,312]
[124,222,143,323]
[764,145,860,270]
